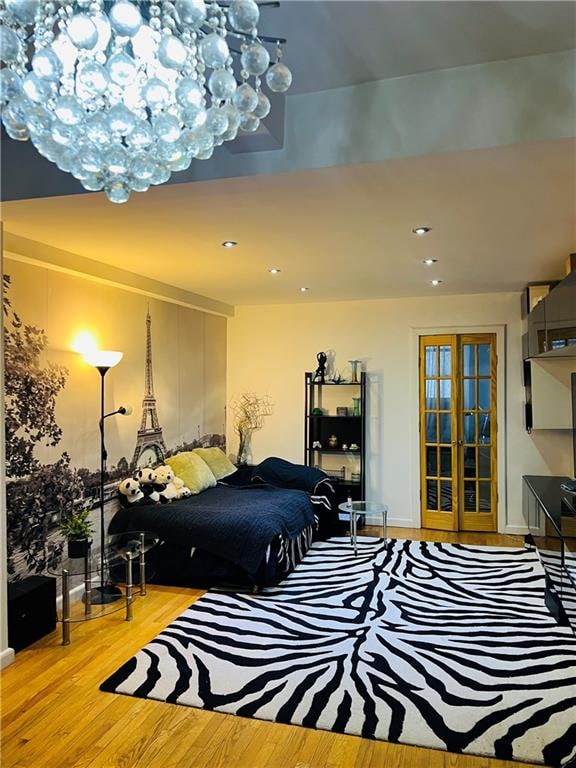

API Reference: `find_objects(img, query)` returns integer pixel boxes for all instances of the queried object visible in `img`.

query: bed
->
[108,458,337,588]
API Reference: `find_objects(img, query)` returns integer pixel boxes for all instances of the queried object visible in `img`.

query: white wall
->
[227,292,573,532]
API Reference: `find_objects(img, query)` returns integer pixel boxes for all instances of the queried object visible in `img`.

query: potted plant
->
[59,508,94,559]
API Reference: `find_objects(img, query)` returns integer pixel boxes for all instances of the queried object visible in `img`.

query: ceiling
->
[3,139,575,305]
[260,1,576,94]
[1,1,575,306]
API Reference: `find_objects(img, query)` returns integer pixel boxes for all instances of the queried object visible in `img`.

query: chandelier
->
[0,0,292,203]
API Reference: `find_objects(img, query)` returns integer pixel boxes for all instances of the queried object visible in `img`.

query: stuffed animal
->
[154,465,178,502]
[118,478,147,507]
[135,467,162,503]
[171,475,192,499]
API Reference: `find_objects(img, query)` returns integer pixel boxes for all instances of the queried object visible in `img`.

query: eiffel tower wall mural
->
[3,256,227,582]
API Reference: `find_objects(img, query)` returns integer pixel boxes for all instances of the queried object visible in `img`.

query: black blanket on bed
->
[108,484,314,577]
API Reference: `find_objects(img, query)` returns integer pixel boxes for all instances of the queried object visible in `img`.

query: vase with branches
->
[230,393,273,465]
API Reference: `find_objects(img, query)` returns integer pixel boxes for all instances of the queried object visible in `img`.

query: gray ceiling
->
[2,0,575,202]
[259,1,576,94]
[1,0,575,307]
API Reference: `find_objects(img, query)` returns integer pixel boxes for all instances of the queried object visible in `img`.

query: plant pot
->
[67,537,92,559]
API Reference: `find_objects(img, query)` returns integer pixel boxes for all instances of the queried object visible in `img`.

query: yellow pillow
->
[193,447,237,480]
[165,452,217,495]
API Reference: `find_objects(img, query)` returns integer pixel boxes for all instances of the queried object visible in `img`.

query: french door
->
[419,334,498,531]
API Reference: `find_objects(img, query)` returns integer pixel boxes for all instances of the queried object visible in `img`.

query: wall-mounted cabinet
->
[525,271,576,358]
[522,268,576,431]
[525,359,576,430]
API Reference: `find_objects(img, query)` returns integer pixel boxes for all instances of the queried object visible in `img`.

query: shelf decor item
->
[328,434,338,448]
[352,397,361,416]
[336,407,348,417]
[0,0,292,204]
[230,392,273,465]
[313,352,327,383]
[348,360,362,384]
[315,465,346,481]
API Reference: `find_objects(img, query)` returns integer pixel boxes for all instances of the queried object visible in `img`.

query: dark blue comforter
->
[108,484,314,577]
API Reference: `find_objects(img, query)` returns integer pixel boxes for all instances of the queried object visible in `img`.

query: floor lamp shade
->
[84,350,123,369]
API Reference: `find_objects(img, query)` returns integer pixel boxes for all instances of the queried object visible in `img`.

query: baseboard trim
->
[1,646,15,669]
[503,525,530,536]
[365,514,415,528]
[55,581,93,611]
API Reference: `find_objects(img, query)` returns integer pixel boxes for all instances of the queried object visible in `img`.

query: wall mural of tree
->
[3,274,83,578]
[3,262,227,581]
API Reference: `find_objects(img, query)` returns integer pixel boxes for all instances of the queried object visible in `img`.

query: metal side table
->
[51,531,158,645]
[337,500,388,555]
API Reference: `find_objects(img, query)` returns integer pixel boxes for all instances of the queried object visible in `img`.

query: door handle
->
[451,440,463,446]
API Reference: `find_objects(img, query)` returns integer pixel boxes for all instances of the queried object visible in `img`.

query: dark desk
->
[523,475,576,632]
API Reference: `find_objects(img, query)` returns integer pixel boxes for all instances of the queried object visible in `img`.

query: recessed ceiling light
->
[412,226,432,236]
[423,258,437,266]
[300,287,309,292]
[222,240,237,248]
[268,267,281,274]
[431,279,443,286]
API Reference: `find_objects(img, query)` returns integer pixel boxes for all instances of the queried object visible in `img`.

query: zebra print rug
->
[101,538,576,767]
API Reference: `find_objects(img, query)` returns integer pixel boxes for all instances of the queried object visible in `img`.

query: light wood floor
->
[1,528,540,768]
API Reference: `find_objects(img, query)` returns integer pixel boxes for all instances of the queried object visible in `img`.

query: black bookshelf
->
[304,371,366,503]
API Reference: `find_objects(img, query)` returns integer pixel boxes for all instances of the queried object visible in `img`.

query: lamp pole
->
[84,350,125,605]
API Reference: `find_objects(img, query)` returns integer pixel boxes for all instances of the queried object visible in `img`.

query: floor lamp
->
[84,349,127,605]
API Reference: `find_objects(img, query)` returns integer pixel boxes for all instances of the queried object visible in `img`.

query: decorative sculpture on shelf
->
[313,351,327,383]
[230,392,273,465]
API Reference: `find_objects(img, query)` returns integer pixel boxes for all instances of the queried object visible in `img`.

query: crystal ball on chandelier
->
[0,0,293,204]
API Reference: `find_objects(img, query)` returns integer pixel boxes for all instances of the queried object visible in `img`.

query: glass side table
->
[337,500,388,556]
[49,531,159,645]
[108,531,159,621]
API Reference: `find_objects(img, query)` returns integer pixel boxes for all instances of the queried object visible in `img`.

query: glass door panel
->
[458,335,497,531]
[420,333,497,532]
[420,336,458,530]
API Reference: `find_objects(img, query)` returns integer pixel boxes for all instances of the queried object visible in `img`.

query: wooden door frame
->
[409,325,507,533]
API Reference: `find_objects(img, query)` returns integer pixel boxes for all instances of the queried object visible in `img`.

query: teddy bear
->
[171,475,192,499]
[135,467,163,503]
[154,465,179,502]
[118,477,147,508]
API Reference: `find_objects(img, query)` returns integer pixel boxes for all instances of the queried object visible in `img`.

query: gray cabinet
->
[526,271,576,358]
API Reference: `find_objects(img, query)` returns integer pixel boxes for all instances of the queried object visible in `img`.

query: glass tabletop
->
[338,501,387,515]
[48,531,159,576]
[49,531,160,626]
[108,531,160,558]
